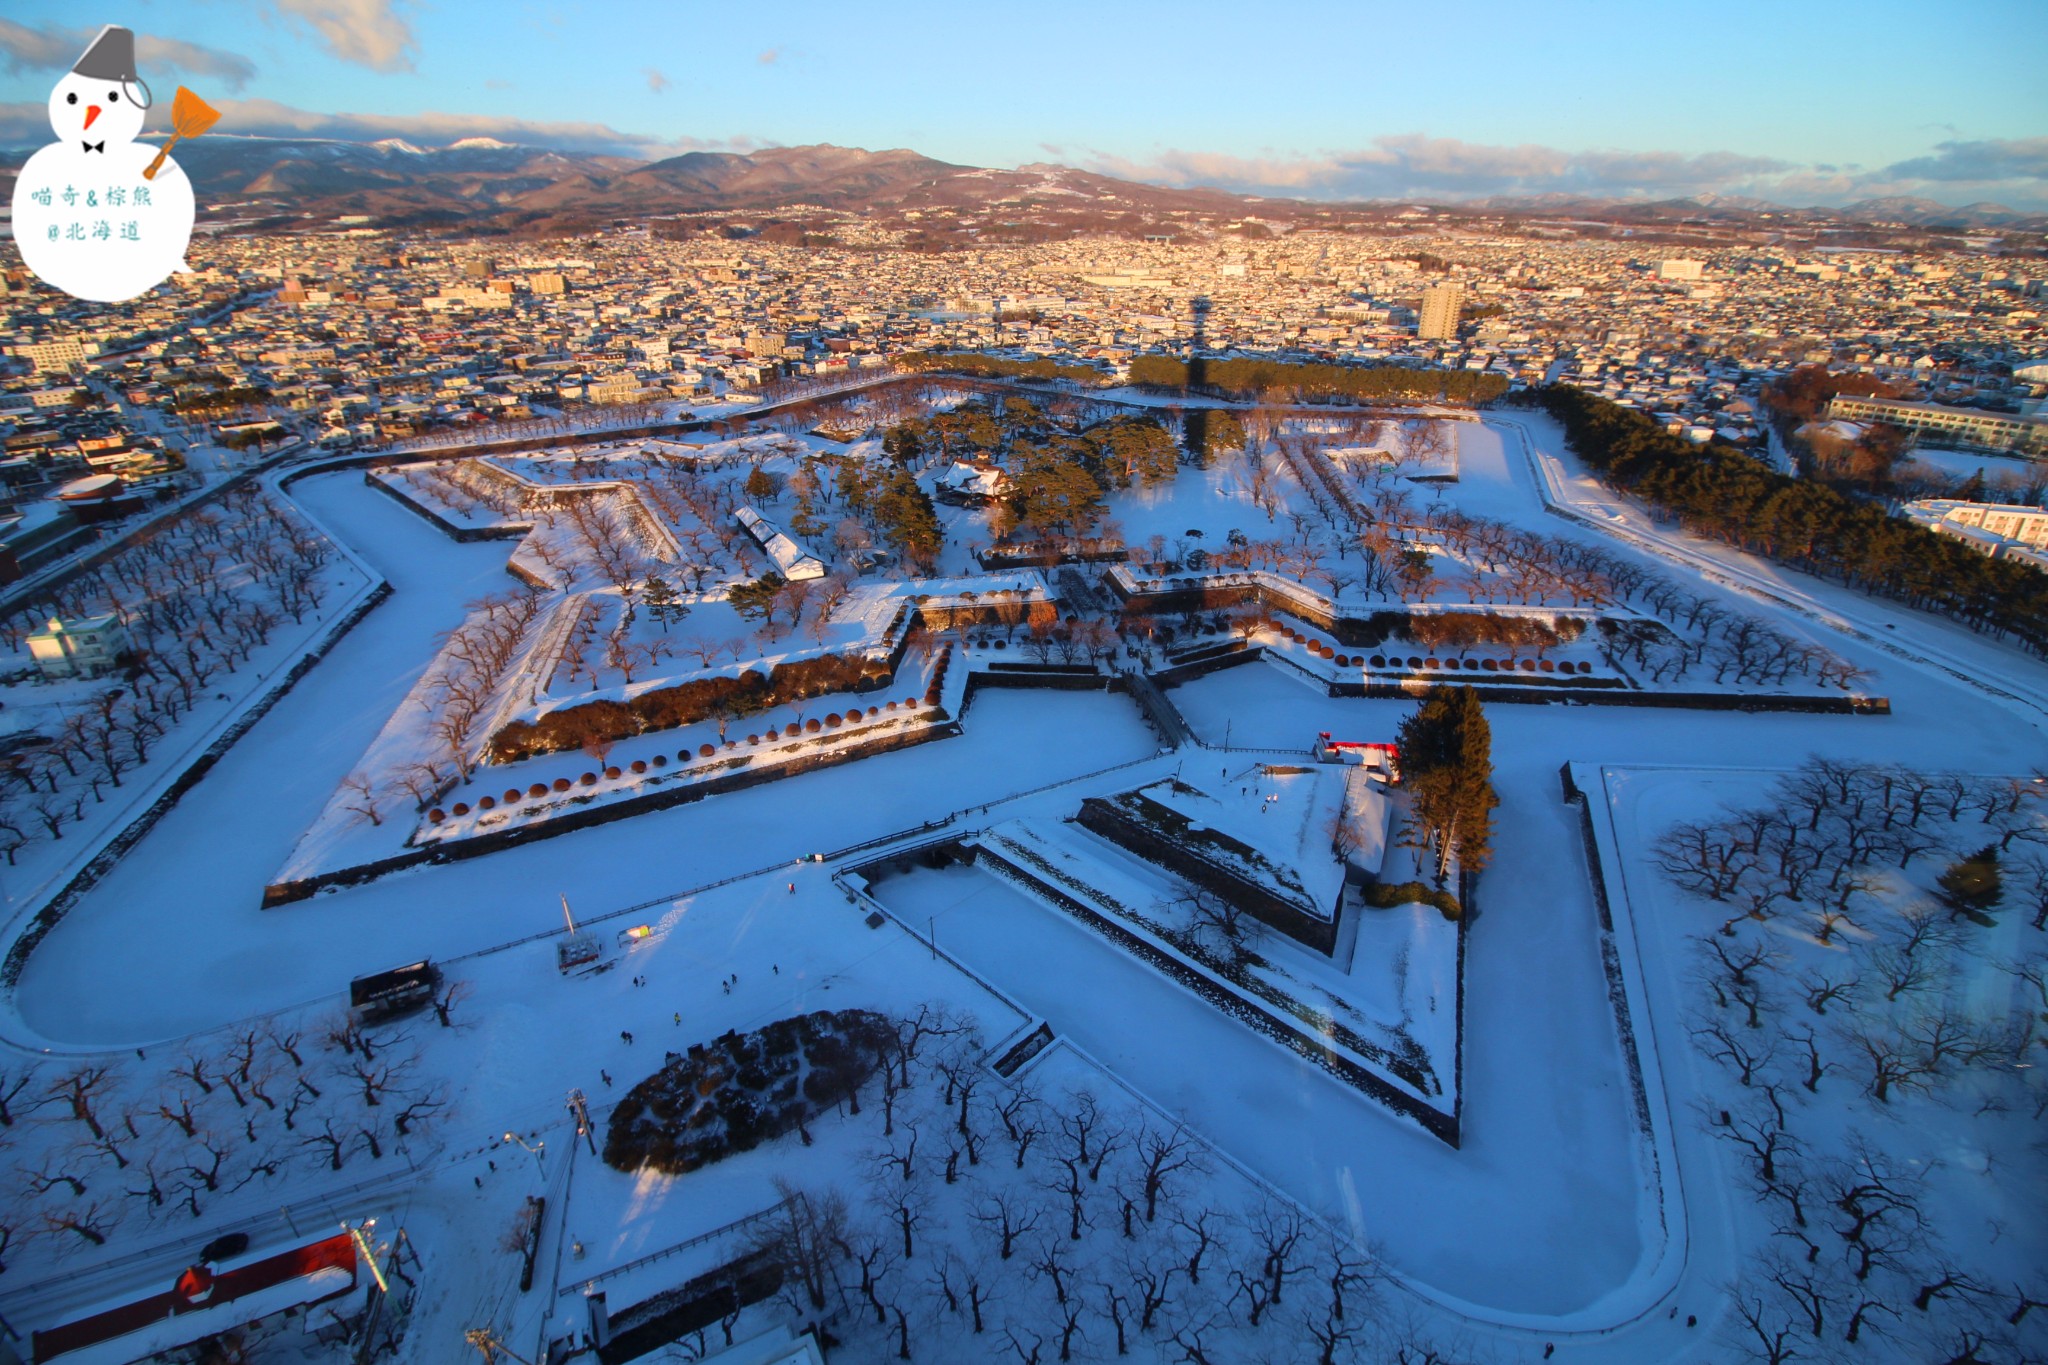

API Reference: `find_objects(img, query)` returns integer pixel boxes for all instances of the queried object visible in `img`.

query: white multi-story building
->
[1904,499,2048,570]
[1827,396,2048,454]
[26,613,131,680]
[13,338,93,375]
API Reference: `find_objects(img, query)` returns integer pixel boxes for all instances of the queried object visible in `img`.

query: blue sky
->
[3,0,2045,208]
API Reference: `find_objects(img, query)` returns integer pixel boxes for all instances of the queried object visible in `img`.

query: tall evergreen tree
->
[642,573,686,632]
[1396,685,1499,886]
[872,470,943,574]
[1007,451,1106,538]
[1935,844,2002,924]
[727,571,787,623]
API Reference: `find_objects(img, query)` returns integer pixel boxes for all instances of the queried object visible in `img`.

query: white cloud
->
[645,67,669,95]
[0,18,257,91]
[268,0,416,73]
[1886,137,2048,186]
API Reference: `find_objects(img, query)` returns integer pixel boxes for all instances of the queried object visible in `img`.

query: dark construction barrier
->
[597,1251,786,1365]
[1153,643,1889,714]
[1074,798,1339,956]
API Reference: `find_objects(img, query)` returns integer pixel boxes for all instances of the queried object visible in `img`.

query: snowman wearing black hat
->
[12,26,199,302]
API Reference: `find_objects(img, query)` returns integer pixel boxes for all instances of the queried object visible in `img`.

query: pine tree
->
[743,466,780,503]
[1396,685,1499,887]
[1935,844,2002,924]
[1007,452,1105,538]
[872,471,943,574]
[642,573,685,632]
[727,572,787,624]
[882,425,924,468]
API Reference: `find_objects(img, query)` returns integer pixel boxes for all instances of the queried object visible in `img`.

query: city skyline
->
[1,0,2045,210]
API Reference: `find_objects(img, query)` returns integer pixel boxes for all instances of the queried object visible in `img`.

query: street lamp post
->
[503,1131,546,1174]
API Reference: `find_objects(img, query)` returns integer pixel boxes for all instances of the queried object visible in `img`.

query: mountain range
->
[3,137,2040,237]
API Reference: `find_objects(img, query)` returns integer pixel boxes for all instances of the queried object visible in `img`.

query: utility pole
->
[345,1218,403,1365]
[567,1089,596,1155]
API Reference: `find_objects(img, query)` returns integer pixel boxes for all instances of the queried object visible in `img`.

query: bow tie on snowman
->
[11,26,219,303]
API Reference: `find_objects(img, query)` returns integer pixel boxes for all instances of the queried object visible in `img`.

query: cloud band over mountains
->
[0,96,746,160]
[1082,134,2048,212]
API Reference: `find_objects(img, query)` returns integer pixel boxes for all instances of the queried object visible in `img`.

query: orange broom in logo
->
[143,86,219,181]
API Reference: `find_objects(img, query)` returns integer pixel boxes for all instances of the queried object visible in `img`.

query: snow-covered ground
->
[1898,445,2043,487]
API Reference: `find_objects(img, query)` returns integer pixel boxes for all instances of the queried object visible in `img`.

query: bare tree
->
[338,771,383,827]
[1171,886,1260,964]
[1713,1088,1800,1188]
[1230,1197,1308,1328]
[1799,967,1858,1017]
[1122,1239,1181,1334]
[972,1189,1045,1261]
[266,1023,306,1070]
[41,1199,115,1247]
[432,979,472,1029]
[1128,1118,1207,1224]
[1043,1150,1092,1244]
[300,1116,351,1172]
[1170,1206,1229,1288]
[1694,1020,1778,1086]
[1869,911,1950,1004]
[24,1152,92,1199]
[0,1063,41,1126]
[746,1180,847,1314]
[994,1080,1047,1171]
[46,1065,118,1140]
[1729,1280,1805,1365]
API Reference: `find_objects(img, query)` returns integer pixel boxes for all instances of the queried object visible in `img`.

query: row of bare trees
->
[1656,759,2048,938]
[0,487,341,863]
[346,587,552,825]
[0,984,463,1275]
[394,397,679,453]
